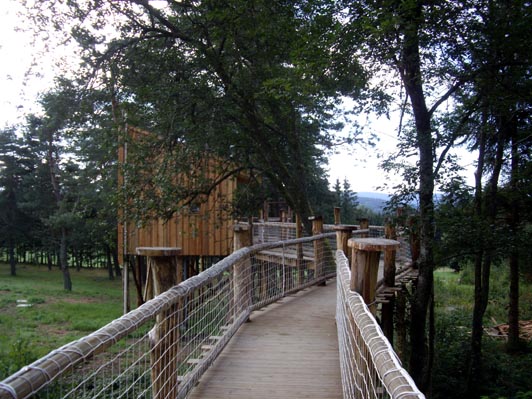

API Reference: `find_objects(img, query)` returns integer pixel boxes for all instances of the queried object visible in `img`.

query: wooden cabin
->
[118,126,249,304]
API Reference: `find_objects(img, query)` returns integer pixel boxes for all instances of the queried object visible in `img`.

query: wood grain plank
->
[188,281,342,399]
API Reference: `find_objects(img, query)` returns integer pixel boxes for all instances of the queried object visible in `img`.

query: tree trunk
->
[507,125,520,352]
[106,245,115,281]
[8,238,16,276]
[60,227,72,291]
[47,251,53,271]
[113,247,122,278]
[467,111,505,397]
[398,1,435,390]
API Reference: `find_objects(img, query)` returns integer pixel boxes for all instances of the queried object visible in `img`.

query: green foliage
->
[0,338,38,380]
[21,0,369,232]
[433,268,532,399]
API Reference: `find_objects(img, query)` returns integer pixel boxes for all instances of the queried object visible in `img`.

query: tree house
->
[118,126,248,304]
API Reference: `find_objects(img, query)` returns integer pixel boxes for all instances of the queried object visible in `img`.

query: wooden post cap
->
[348,238,400,252]
[136,247,182,256]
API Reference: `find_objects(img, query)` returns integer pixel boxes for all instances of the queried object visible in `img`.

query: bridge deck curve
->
[188,280,342,399]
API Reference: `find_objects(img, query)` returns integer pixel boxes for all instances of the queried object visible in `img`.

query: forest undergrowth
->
[432,265,532,399]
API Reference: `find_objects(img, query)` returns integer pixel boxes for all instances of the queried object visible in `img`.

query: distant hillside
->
[356,192,390,213]
[356,192,441,213]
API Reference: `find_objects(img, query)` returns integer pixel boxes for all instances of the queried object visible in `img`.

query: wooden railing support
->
[136,246,182,399]
[333,225,357,264]
[348,238,400,314]
[233,225,252,318]
[296,214,304,284]
[382,222,397,343]
[310,216,325,284]
[358,218,369,237]
[334,207,341,225]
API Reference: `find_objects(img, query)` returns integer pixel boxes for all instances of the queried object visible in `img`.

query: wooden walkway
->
[188,280,342,399]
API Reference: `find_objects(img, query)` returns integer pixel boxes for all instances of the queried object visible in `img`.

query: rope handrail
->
[336,250,425,399]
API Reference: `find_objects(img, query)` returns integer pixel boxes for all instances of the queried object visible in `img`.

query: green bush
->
[434,267,532,399]
[0,338,38,380]
[432,311,471,399]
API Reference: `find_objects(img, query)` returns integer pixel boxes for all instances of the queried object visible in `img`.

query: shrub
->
[0,338,38,380]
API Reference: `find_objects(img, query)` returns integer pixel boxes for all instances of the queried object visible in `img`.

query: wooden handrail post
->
[382,222,397,343]
[358,218,369,237]
[334,207,341,225]
[310,216,325,284]
[296,214,304,284]
[348,238,400,314]
[333,225,357,264]
[136,247,182,399]
[263,202,269,222]
[233,224,252,318]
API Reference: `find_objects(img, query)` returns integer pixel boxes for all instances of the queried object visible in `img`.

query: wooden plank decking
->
[188,280,342,399]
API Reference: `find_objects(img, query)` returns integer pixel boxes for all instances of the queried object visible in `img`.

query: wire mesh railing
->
[335,249,425,399]
[1,221,422,399]
[0,232,337,399]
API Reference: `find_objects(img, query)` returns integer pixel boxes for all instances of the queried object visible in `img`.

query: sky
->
[0,1,476,195]
[0,1,59,127]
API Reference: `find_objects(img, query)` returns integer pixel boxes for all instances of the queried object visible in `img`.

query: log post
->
[233,225,252,318]
[334,207,341,225]
[358,218,370,237]
[136,247,182,399]
[263,201,269,222]
[382,222,397,343]
[348,238,399,314]
[396,286,407,360]
[310,216,325,284]
[333,225,357,265]
[123,256,130,314]
[296,214,305,285]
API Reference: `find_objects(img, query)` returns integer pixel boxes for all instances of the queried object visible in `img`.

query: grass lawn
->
[0,263,129,379]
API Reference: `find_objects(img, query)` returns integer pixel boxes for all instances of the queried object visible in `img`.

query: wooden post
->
[296,214,305,285]
[136,247,182,399]
[382,222,397,343]
[348,238,399,314]
[358,218,369,237]
[334,207,341,225]
[334,225,357,264]
[263,202,269,222]
[396,286,407,360]
[123,256,130,314]
[233,225,252,318]
[310,216,325,284]
[281,210,288,240]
